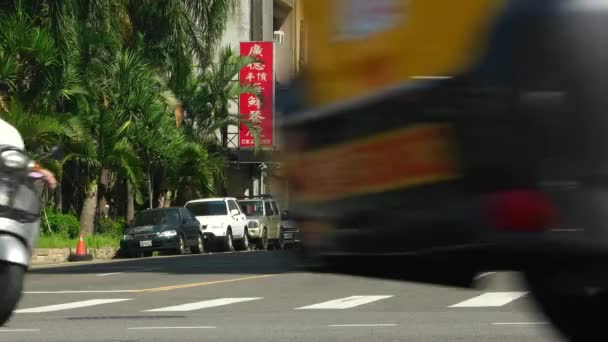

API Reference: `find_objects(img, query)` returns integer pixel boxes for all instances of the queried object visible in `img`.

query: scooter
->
[0,145,61,325]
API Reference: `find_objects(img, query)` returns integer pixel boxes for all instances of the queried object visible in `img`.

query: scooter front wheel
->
[0,262,24,326]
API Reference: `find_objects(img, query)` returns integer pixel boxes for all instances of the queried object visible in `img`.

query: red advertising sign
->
[239,41,274,147]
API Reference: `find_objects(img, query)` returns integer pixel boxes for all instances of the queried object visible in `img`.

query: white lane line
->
[296,295,393,310]
[329,324,398,327]
[144,297,262,312]
[96,272,122,277]
[24,290,136,294]
[128,326,216,330]
[15,299,133,313]
[0,329,40,332]
[492,322,549,326]
[449,292,528,308]
[97,267,161,276]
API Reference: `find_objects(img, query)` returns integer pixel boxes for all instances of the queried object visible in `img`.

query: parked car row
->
[119,195,298,257]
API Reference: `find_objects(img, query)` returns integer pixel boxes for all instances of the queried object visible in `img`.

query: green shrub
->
[37,233,120,249]
[96,217,125,237]
[41,209,80,238]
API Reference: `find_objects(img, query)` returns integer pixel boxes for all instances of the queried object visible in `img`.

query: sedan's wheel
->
[176,235,186,255]
[191,234,204,254]
[257,228,269,250]
[224,230,235,252]
[0,263,24,326]
[525,271,604,341]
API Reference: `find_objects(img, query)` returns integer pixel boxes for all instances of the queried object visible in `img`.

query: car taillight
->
[484,190,556,232]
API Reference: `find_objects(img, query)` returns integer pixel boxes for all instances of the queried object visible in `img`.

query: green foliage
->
[2,0,246,227]
[96,216,125,237]
[37,234,120,249]
[41,208,80,238]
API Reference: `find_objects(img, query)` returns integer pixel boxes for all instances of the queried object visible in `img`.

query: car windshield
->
[133,210,179,227]
[239,201,264,216]
[186,201,227,216]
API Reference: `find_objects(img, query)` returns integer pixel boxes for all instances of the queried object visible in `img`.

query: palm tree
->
[0,0,247,232]
[181,46,261,146]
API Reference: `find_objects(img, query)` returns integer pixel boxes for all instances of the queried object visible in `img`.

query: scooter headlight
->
[1,150,29,170]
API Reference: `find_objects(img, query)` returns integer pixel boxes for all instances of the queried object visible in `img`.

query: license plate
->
[283,233,292,239]
[139,240,152,247]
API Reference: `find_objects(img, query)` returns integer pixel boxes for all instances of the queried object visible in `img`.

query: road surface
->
[3,251,564,341]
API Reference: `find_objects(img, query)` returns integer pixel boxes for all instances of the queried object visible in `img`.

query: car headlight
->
[248,220,259,228]
[158,230,178,238]
[1,150,29,169]
[122,234,133,240]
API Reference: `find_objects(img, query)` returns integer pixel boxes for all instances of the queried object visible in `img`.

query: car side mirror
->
[182,219,188,225]
[230,209,240,216]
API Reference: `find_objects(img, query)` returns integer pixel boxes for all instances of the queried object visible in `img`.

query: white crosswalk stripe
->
[144,297,263,312]
[15,299,133,313]
[295,295,393,310]
[449,292,528,308]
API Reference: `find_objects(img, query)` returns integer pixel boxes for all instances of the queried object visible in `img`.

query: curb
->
[67,253,94,262]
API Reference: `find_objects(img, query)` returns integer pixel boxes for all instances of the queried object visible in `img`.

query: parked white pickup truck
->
[184,197,250,252]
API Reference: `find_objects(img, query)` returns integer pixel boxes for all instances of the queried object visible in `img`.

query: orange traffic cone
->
[68,234,93,262]
[75,234,86,255]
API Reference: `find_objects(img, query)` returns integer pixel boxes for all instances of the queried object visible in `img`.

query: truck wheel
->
[224,229,235,252]
[257,228,268,250]
[236,230,250,251]
[525,272,603,341]
[276,228,285,250]
[0,263,24,326]
[191,234,204,254]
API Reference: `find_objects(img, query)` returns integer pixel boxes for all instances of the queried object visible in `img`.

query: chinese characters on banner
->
[239,41,274,147]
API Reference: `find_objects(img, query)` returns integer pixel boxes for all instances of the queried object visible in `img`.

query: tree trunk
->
[148,167,153,209]
[174,105,184,128]
[157,192,165,208]
[126,180,135,223]
[97,168,110,218]
[54,184,62,213]
[163,190,172,207]
[79,178,98,236]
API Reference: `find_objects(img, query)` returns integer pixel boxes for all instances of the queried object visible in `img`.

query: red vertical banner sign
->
[239,41,274,148]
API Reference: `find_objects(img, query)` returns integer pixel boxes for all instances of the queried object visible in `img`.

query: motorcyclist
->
[0,118,57,189]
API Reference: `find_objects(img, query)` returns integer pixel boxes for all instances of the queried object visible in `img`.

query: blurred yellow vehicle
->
[279,1,608,340]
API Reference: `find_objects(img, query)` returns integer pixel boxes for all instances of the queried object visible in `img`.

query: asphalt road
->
[2,250,565,342]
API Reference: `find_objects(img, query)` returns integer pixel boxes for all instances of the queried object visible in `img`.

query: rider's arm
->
[0,118,57,189]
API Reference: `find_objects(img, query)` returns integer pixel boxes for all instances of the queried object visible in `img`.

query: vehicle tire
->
[0,263,24,326]
[224,229,235,252]
[276,228,285,250]
[142,251,153,257]
[236,230,250,251]
[257,228,269,250]
[525,271,604,341]
[175,235,186,255]
[191,234,204,254]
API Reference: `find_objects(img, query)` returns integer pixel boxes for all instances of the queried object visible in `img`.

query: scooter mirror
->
[49,146,64,160]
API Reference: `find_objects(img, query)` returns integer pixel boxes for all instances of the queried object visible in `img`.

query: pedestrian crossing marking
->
[449,292,528,308]
[144,297,263,312]
[295,295,393,310]
[15,299,133,313]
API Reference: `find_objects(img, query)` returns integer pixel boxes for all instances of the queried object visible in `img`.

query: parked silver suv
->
[238,195,282,250]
